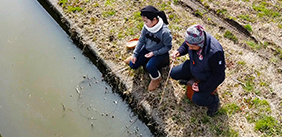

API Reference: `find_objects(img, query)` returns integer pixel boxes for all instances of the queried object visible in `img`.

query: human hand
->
[144,52,154,58]
[192,83,199,92]
[171,50,180,59]
[131,57,137,64]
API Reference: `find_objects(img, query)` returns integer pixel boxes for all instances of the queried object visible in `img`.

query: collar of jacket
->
[202,31,211,55]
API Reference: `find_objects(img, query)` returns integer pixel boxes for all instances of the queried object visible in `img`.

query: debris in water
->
[91,122,94,128]
[61,103,66,111]
[68,108,74,112]
[76,87,81,94]
[89,117,96,120]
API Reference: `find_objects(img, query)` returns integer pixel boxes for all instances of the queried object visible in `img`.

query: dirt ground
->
[50,0,282,136]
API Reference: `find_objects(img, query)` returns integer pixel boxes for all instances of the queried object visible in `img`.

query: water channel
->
[0,0,152,136]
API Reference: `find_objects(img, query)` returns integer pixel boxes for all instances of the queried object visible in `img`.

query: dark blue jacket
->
[177,32,225,93]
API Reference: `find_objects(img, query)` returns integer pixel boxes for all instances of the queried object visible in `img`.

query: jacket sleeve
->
[177,41,189,56]
[198,51,225,94]
[133,27,146,58]
[152,30,172,56]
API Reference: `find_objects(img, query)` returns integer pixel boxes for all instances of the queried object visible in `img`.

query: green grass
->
[201,116,210,124]
[133,11,141,20]
[105,0,116,6]
[102,10,116,17]
[250,98,271,113]
[252,3,281,18]
[237,61,246,65]
[244,24,252,32]
[238,14,252,22]
[274,47,282,55]
[243,97,280,136]
[278,21,282,28]
[218,103,241,116]
[246,41,261,50]
[93,3,99,7]
[242,75,255,92]
[210,124,239,137]
[224,30,238,43]
[160,2,169,11]
[125,27,135,36]
[67,6,83,12]
[58,0,68,5]
[216,8,227,15]
[255,115,281,136]
[194,10,203,18]
[173,0,179,4]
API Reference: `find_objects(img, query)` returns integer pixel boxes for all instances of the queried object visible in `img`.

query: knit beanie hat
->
[185,25,205,48]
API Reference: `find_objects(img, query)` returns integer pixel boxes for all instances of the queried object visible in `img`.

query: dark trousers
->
[129,48,169,78]
[170,60,217,107]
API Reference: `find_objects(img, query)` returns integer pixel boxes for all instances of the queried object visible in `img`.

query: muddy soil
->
[43,0,282,136]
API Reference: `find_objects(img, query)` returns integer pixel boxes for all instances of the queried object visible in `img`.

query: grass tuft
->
[244,24,252,32]
[255,115,281,136]
[224,30,238,43]
[67,6,83,12]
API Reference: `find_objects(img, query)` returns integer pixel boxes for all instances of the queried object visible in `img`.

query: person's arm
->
[177,41,189,56]
[152,31,172,56]
[198,51,225,93]
[133,27,146,58]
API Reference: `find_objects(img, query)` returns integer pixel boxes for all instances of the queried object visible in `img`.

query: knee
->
[169,68,178,79]
[129,62,138,70]
[145,64,156,72]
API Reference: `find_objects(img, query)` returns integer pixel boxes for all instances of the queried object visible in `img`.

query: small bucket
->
[126,38,139,49]
[186,81,217,102]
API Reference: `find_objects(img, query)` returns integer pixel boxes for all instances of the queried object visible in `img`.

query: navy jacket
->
[177,32,225,93]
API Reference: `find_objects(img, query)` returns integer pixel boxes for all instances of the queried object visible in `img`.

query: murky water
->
[0,0,152,136]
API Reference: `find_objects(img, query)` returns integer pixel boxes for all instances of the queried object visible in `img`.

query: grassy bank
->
[55,0,282,136]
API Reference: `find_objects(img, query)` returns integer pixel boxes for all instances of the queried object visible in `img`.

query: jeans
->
[170,60,217,107]
[129,47,169,78]
[170,60,192,80]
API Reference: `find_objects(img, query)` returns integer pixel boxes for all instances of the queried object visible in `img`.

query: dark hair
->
[140,5,169,25]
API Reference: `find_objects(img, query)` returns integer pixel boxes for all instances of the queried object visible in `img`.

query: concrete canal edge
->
[38,0,166,136]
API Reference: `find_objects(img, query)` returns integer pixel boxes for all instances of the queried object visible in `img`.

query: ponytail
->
[158,11,169,25]
[140,5,169,25]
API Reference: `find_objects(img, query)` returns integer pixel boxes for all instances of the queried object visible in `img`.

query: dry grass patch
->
[56,0,282,136]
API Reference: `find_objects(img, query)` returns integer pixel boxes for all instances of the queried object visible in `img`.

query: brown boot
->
[124,56,132,64]
[148,71,161,91]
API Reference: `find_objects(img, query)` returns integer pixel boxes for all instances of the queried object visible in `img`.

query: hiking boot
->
[124,56,132,65]
[179,79,189,85]
[148,71,161,91]
[207,96,220,117]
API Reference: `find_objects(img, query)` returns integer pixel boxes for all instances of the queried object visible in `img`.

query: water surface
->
[0,0,152,136]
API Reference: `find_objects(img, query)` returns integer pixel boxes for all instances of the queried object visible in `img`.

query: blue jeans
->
[170,60,217,107]
[129,48,169,78]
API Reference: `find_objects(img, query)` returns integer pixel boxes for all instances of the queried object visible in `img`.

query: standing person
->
[124,5,172,91]
[170,25,225,117]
